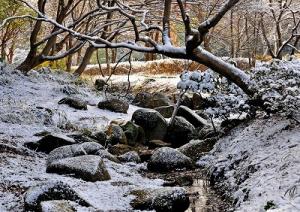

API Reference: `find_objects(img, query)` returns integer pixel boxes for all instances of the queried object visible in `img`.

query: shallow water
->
[186,177,230,212]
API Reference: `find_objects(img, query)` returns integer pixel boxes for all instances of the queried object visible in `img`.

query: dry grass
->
[75,58,256,77]
[76,59,208,76]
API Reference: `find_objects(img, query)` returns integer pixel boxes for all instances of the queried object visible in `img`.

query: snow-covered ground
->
[0,60,299,211]
[198,116,300,212]
[0,64,163,211]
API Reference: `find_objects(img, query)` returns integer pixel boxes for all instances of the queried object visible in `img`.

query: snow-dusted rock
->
[47,142,118,165]
[177,106,209,128]
[25,134,77,154]
[46,155,111,182]
[178,138,218,161]
[147,147,193,172]
[24,181,90,211]
[130,187,190,212]
[132,108,168,142]
[117,151,141,163]
[58,97,88,110]
[166,116,195,147]
[98,98,129,113]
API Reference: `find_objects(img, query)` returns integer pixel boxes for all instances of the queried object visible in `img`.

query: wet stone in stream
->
[144,169,231,212]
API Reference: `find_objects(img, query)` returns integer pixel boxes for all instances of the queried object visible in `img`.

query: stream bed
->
[145,169,231,212]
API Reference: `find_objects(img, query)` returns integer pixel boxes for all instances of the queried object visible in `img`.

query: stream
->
[145,169,230,212]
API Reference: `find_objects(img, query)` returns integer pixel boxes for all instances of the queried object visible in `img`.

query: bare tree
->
[13,0,259,97]
[259,0,300,59]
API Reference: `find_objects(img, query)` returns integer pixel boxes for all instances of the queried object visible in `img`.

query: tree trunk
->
[190,47,256,97]
[74,46,95,75]
[105,48,111,75]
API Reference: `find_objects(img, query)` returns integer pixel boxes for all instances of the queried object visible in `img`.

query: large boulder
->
[177,106,209,128]
[24,181,90,211]
[130,187,189,212]
[132,109,168,142]
[178,138,218,161]
[154,105,174,118]
[98,98,129,113]
[25,134,76,154]
[147,147,193,172]
[47,155,111,182]
[117,151,141,163]
[47,142,118,165]
[58,97,87,110]
[106,124,127,145]
[120,121,145,146]
[165,117,195,148]
[132,92,173,109]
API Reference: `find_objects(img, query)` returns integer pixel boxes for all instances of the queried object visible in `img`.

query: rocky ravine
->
[0,64,225,211]
[0,62,299,212]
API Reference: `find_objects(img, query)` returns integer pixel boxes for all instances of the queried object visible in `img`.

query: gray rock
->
[106,124,127,145]
[177,106,209,128]
[132,109,168,142]
[132,92,173,109]
[91,131,107,146]
[40,200,75,212]
[98,98,129,113]
[130,187,189,212]
[120,121,145,146]
[118,151,141,163]
[178,138,218,161]
[154,105,174,118]
[95,79,107,91]
[25,134,76,154]
[46,155,111,182]
[24,181,90,211]
[147,147,193,172]
[166,116,195,148]
[47,142,118,165]
[58,97,87,110]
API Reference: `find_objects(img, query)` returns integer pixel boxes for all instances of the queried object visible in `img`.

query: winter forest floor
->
[0,61,299,212]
